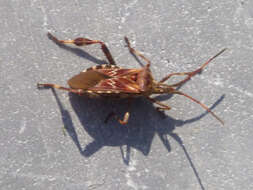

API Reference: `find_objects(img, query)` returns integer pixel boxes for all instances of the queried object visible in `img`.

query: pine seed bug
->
[38,33,226,125]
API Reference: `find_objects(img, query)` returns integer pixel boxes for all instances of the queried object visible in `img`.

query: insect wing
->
[68,70,110,89]
[95,67,140,78]
[89,77,141,93]
[69,65,142,93]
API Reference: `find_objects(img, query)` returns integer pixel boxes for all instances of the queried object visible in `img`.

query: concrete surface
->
[1,0,253,189]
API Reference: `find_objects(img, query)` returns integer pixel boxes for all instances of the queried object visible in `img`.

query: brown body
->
[38,33,226,125]
[67,63,156,99]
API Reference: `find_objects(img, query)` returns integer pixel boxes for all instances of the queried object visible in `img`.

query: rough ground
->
[1,1,253,189]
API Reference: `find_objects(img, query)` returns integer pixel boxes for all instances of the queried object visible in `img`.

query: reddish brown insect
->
[38,33,226,125]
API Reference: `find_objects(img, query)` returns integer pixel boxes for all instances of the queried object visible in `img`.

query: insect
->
[38,32,226,125]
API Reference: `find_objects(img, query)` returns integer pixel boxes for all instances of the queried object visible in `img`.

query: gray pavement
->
[1,0,253,189]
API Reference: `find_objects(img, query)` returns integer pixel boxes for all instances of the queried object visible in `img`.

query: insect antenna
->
[172,90,224,125]
[159,48,227,85]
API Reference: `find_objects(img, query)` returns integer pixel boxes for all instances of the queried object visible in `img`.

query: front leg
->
[124,36,151,66]
[146,97,171,111]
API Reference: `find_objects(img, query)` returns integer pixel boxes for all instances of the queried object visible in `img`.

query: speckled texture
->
[1,0,253,189]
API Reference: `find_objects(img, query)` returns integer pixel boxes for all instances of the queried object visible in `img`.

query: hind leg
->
[37,83,85,95]
[48,32,116,65]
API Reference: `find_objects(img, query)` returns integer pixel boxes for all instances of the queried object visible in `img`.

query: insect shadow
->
[46,33,224,190]
[50,87,224,190]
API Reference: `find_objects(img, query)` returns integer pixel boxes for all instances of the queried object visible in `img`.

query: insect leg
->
[124,36,151,66]
[37,83,85,95]
[159,48,227,86]
[104,99,132,125]
[146,97,171,111]
[48,32,116,65]
[105,111,130,125]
